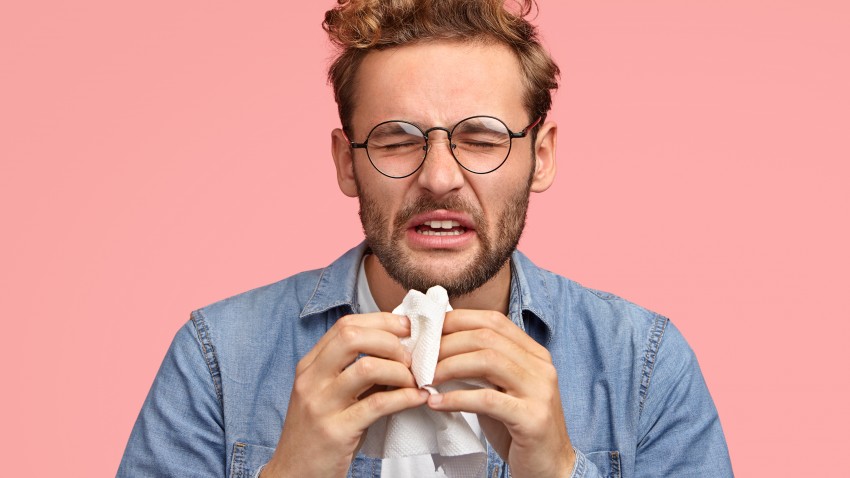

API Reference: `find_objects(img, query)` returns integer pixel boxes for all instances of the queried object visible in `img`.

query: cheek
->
[470,178,509,216]
[365,183,409,223]
[475,174,530,225]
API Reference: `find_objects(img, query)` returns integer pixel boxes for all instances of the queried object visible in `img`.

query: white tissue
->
[398,286,449,393]
[359,286,490,477]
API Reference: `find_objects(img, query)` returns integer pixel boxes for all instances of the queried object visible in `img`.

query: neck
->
[364,254,512,314]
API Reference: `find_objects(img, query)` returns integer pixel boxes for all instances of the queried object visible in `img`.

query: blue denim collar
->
[298,242,557,344]
[298,243,364,319]
[509,248,557,345]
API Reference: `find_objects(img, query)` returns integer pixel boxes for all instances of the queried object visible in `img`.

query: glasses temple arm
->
[517,116,543,138]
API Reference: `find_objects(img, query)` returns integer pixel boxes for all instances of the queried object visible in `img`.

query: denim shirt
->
[118,243,733,477]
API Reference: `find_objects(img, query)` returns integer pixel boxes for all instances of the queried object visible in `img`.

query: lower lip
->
[405,228,476,249]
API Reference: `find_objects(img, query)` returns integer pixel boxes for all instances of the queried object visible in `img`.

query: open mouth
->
[414,220,468,236]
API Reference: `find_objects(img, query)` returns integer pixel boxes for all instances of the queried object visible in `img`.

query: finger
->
[432,349,531,394]
[309,324,412,380]
[443,310,550,361]
[342,387,431,431]
[438,328,529,364]
[331,356,419,407]
[427,388,525,429]
[298,313,410,373]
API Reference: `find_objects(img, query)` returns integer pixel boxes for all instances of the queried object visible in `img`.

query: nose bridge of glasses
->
[422,126,456,151]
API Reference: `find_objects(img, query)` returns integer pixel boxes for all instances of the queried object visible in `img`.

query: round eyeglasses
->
[350,115,541,179]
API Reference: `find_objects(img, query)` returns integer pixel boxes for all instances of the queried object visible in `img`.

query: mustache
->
[392,195,485,232]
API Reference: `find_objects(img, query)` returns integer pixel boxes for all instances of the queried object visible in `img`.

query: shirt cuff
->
[568,447,588,478]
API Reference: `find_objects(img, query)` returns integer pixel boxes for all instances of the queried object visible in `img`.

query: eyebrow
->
[400,116,503,131]
[454,122,501,134]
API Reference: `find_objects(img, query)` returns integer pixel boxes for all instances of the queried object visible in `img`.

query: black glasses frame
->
[349,115,542,179]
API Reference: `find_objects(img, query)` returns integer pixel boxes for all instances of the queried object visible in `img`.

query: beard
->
[356,171,533,298]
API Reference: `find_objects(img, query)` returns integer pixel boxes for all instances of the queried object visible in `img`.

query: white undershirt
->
[356,256,486,477]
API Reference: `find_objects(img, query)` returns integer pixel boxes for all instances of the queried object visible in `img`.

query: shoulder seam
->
[638,313,669,416]
[191,309,224,407]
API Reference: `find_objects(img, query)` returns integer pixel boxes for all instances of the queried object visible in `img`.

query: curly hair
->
[323,0,559,137]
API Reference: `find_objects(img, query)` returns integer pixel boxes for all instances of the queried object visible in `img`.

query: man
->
[118,0,732,476]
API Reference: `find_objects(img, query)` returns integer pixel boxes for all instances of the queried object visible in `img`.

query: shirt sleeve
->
[117,318,226,477]
[633,320,733,476]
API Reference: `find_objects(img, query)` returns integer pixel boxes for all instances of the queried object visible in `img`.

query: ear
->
[530,120,557,193]
[331,128,359,197]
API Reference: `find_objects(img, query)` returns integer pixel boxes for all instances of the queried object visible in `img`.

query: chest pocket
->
[584,451,622,478]
[229,441,276,478]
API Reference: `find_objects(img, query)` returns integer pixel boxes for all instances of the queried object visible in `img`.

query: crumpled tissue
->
[360,286,491,477]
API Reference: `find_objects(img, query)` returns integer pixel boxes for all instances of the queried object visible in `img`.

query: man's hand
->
[428,309,576,478]
[261,312,429,478]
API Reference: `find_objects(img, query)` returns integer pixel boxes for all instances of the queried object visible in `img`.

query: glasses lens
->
[366,121,426,178]
[451,116,512,173]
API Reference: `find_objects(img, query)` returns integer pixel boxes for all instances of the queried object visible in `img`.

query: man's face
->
[339,40,552,297]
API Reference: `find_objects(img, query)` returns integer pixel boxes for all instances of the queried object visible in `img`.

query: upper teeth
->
[424,220,461,229]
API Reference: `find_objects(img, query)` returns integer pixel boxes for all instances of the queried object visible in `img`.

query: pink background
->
[2,1,848,476]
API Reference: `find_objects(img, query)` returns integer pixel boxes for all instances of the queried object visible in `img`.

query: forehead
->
[351,40,527,131]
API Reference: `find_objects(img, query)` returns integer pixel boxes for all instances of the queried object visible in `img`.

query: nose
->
[416,129,465,197]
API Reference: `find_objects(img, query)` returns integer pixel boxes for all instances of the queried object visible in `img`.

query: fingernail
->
[397,314,409,327]
[418,389,430,400]
[404,349,412,365]
[428,393,443,406]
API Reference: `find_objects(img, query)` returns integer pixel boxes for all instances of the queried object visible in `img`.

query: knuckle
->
[395,388,417,406]
[337,314,356,327]
[365,391,389,413]
[337,325,361,345]
[505,357,525,378]
[354,356,377,378]
[540,362,559,383]
[480,348,501,366]
[344,400,365,423]
[482,388,502,408]
[405,387,424,402]
[292,377,311,399]
[381,312,399,324]
[486,310,505,325]
[474,327,498,345]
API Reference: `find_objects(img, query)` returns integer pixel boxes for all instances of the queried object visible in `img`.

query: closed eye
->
[462,141,501,148]
[377,142,420,150]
